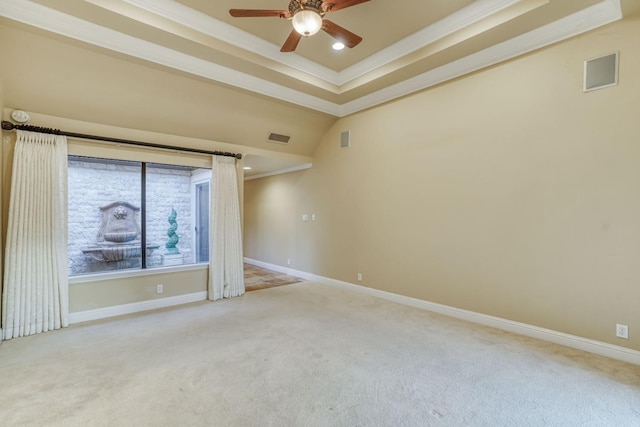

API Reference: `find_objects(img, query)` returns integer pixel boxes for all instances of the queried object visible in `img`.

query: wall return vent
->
[340,130,350,148]
[267,132,291,144]
[584,52,619,92]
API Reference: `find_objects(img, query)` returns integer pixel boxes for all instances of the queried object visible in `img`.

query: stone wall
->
[68,159,199,276]
[146,165,194,265]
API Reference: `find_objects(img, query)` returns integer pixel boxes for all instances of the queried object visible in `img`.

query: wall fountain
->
[82,201,159,263]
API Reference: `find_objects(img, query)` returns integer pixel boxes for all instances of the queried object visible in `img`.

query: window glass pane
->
[146,164,211,268]
[68,156,142,276]
[195,181,210,262]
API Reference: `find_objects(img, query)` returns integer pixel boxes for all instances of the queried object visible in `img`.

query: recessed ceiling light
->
[332,42,345,51]
[243,166,252,170]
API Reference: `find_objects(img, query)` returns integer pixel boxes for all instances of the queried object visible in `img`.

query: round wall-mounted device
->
[11,110,30,123]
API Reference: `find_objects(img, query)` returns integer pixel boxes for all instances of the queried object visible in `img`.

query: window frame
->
[191,168,212,264]
[67,152,212,279]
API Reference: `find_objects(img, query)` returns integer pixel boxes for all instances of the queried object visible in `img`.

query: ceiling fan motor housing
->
[229,0,367,52]
[289,0,324,16]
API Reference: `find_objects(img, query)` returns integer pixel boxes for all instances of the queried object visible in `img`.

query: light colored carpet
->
[1,282,639,426]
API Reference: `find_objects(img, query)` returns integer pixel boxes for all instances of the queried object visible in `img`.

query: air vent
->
[267,132,291,144]
[340,130,350,148]
[584,52,618,92]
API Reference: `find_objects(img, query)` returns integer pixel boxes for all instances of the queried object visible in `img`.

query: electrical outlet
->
[357,273,362,281]
[616,324,628,339]
[156,284,164,294]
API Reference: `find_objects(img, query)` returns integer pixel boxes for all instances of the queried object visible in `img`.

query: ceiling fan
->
[229,0,370,52]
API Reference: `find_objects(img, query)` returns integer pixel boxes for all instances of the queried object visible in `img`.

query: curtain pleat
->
[1,130,68,340]
[208,156,244,301]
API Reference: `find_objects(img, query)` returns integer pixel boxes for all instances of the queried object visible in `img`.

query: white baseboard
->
[69,291,208,324]
[244,257,640,366]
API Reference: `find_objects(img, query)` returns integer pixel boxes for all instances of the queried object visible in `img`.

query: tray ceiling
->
[0,0,629,117]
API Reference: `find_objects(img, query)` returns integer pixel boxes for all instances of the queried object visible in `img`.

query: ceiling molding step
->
[88,0,340,92]
[123,0,532,88]
[336,0,533,85]
[336,0,549,94]
[20,109,318,165]
[0,0,342,116]
[121,0,340,84]
[0,0,624,118]
[244,163,313,181]
[339,0,623,116]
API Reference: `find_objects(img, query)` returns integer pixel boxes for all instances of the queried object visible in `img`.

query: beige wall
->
[0,23,336,158]
[244,16,640,351]
[70,268,207,312]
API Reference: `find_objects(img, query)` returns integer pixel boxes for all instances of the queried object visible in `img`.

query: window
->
[193,176,210,263]
[68,156,211,276]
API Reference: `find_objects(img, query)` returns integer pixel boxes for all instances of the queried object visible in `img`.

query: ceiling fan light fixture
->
[292,9,322,36]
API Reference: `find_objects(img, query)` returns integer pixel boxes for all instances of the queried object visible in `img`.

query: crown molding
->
[121,0,538,88]
[0,0,342,115]
[245,163,313,181]
[0,0,624,117]
[121,0,340,84]
[339,0,623,116]
[336,0,533,85]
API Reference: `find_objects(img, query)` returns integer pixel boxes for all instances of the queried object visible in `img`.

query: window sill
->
[69,263,209,284]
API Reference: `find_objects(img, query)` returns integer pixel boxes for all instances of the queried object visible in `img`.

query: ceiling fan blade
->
[322,0,370,13]
[281,30,303,52]
[321,19,362,48]
[229,9,290,18]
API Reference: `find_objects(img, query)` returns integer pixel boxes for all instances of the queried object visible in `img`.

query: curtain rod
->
[1,120,242,159]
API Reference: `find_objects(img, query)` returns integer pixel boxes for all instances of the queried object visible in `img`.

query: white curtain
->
[2,130,68,340]
[208,156,244,301]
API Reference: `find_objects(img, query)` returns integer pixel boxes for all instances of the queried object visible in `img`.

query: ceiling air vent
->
[267,132,291,144]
